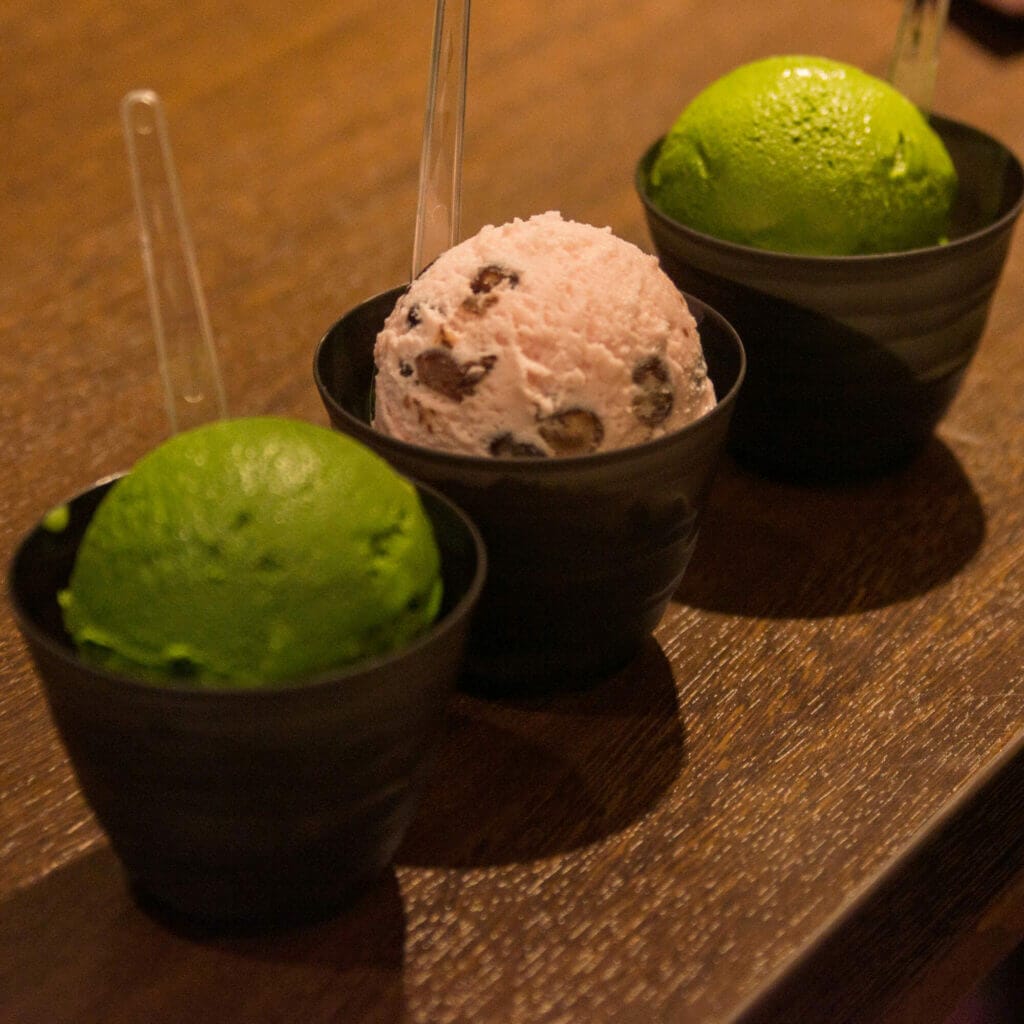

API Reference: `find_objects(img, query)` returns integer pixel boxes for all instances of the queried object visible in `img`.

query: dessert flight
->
[15,39,1021,927]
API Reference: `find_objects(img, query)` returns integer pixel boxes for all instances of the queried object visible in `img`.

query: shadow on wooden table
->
[0,846,408,1024]
[398,638,684,868]
[676,438,985,619]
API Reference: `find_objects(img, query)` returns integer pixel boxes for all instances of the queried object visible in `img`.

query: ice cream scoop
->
[372,211,716,457]
[647,55,958,256]
[59,416,443,687]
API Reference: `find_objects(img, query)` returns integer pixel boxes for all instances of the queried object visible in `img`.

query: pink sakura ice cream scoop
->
[372,211,716,458]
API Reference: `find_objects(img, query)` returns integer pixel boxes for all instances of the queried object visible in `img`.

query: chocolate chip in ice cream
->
[489,433,547,458]
[471,264,519,294]
[537,408,605,455]
[415,350,467,400]
[631,355,675,426]
[415,350,497,402]
[464,264,520,314]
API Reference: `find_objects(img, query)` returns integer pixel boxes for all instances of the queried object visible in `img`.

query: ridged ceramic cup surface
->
[314,288,744,696]
[636,115,1024,481]
[9,475,486,927]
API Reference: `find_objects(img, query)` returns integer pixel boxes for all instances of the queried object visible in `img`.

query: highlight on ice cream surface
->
[58,416,443,688]
[371,211,717,458]
[647,55,958,256]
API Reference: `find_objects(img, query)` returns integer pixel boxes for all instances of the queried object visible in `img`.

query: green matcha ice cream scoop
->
[59,417,443,687]
[648,55,957,256]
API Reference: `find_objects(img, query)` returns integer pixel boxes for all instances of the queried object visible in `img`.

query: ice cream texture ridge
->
[648,55,958,255]
[59,417,443,687]
[372,211,716,458]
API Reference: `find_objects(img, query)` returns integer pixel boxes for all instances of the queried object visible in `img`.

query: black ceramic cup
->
[314,289,744,695]
[8,475,485,926]
[636,115,1024,481]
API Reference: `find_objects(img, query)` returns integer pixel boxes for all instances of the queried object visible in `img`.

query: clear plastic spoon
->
[121,89,228,434]
[888,0,951,113]
[411,0,471,278]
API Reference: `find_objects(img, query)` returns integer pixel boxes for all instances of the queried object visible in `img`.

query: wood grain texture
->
[2,1,1023,1021]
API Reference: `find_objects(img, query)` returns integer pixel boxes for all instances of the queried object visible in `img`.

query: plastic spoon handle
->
[888,0,951,113]
[411,0,471,278]
[121,89,228,434]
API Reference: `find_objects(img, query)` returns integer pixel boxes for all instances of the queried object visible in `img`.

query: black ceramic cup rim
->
[635,113,1024,267]
[7,472,487,699]
[313,291,746,473]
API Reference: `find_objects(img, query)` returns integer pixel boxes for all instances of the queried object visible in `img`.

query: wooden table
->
[3,1,1023,1020]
